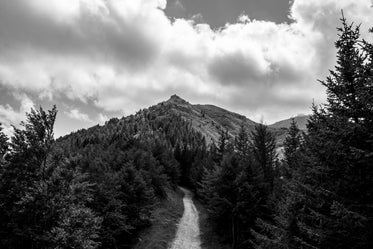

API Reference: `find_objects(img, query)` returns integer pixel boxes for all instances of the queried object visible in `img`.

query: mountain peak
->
[167,94,189,104]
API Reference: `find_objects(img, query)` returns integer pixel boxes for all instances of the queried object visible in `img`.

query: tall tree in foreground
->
[303,15,373,248]
[0,107,101,249]
[253,15,373,249]
[0,106,57,248]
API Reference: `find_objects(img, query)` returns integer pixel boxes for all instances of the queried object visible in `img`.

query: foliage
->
[251,15,373,249]
[198,124,278,249]
[0,106,102,249]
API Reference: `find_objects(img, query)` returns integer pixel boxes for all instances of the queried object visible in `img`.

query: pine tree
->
[251,120,314,249]
[235,124,250,163]
[208,154,240,248]
[305,15,373,248]
[284,119,301,164]
[283,119,303,177]
[258,15,373,249]
[0,107,102,249]
[250,124,277,192]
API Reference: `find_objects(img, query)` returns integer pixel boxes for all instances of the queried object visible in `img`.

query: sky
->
[0,0,373,138]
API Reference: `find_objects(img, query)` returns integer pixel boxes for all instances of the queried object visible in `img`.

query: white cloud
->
[0,93,35,136]
[97,113,109,125]
[0,93,34,125]
[65,109,92,122]
[64,109,110,125]
[0,0,372,125]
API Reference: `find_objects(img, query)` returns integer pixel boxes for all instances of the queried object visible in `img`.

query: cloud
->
[0,0,372,126]
[97,113,109,125]
[65,109,92,122]
[64,109,111,125]
[0,93,35,136]
[209,51,269,85]
[0,93,34,125]
[191,13,205,24]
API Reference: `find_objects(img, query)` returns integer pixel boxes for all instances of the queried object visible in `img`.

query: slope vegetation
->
[153,94,285,145]
[269,115,309,131]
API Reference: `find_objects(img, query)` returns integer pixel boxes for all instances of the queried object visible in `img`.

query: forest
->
[0,16,372,249]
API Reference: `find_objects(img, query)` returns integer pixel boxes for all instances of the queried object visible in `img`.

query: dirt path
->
[169,187,201,249]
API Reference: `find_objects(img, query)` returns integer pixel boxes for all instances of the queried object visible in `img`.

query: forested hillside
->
[151,94,285,145]
[0,97,211,248]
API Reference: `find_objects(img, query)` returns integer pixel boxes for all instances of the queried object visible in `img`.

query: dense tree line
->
[0,107,102,249]
[197,123,279,248]
[0,97,209,248]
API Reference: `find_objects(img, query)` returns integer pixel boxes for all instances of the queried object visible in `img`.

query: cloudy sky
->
[0,0,372,137]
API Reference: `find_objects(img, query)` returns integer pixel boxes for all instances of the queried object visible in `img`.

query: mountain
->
[63,94,289,148]
[154,94,258,144]
[42,95,292,247]
[269,115,310,131]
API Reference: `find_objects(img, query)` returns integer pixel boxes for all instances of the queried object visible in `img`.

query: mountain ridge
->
[157,94,259,144]
[269,114,309,131]
[66,94,304,146]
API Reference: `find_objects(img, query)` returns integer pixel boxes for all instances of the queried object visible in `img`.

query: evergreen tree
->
[284,119,301,163]
[208,154,240,248]
[250,124,277,192]
[0,107,102,249]
[253,16,373,249]
[235,124,250,163]
[251,120,312,249]
[283,119,303,176]
[199,126,271,249]
[302,15,373,248]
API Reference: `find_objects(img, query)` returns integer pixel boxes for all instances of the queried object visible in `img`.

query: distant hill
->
[269,115,310,131]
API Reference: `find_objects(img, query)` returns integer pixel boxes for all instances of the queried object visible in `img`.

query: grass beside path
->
[133,187,184,249]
